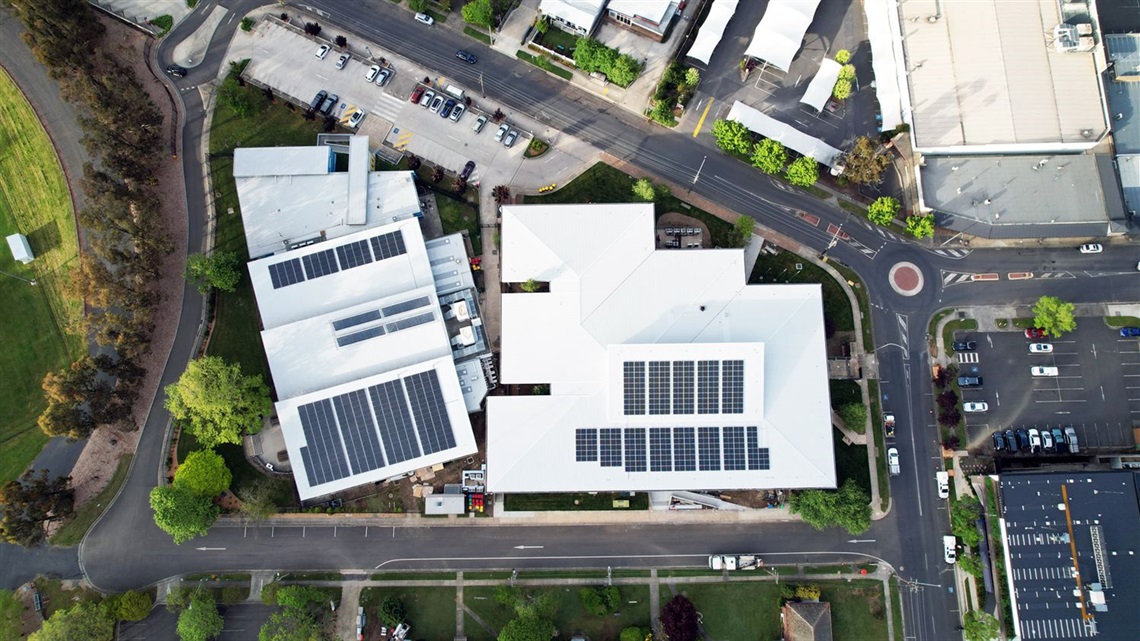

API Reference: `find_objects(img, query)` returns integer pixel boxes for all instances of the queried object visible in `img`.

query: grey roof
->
[921,154,1130,238]
[1094,0,1140,32]
[999,471,1140,641]
[1105,35,1140,155]
[783,601,832,641]
[1118,154,1140,217]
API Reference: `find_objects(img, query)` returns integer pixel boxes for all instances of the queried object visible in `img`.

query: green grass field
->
[0,68,84,483]
[749,248,853,336]
[464,585,650,641]
[362,587,458,641]
[0,590,20,641]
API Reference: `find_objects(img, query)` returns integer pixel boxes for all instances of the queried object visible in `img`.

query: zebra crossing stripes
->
[369,92,405,124]
[931,248,972,259]
[845,237,877,258]
[1035,272,1075,279]
[957,352,978,364]
[941,271,976,287]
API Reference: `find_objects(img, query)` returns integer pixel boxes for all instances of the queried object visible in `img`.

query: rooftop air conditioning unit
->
[1053,24,1079,52]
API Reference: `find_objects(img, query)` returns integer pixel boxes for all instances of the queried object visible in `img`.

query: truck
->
[883,413,895,437]
[708,554,761,571]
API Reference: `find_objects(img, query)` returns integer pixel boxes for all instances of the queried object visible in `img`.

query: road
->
[1,2,1134,640]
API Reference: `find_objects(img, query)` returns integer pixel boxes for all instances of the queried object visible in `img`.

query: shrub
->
[303,22,321,36]
[835,49,851,64]
[785,156,819,187]
[334,35,347,47]
[906,213,935,239]
[866,197,900,226]
[240,17,254,31]
[750,138,787,175]
[832,78,852,100]
[838,403,867,432]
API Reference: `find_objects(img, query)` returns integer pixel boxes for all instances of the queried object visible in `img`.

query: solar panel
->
[332,309,382,331]
[698,426,721,471]
[648,361,671,415]
[747,426,769,470]
[600,428,623,467]
[623,361,645,415]
[302,248,340,279]
[268,258,305,289]
[382,296,432,317]
[386,312,434,333]
[335,325,385,347]
[404,371,457,455]
[332,389,386,474]
[624,428,647,472]
[697,361,720,414]
[576,429,598,462]
[672,361,694,414]
[649,427,672,472]
[723,426,746,471]
[297,399,350,486]
[336,239,374,270]
[368,380,421,464]
[722,360,744,414]
[673,427,696,471]
[371,231,407,261]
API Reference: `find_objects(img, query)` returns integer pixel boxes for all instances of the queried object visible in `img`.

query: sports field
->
[0,68,84,483]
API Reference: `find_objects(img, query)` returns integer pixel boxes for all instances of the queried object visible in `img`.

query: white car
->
[494,123,509,142]
[1029,343,1053,354]
[1041,429,1054,452]
[936,471,949,500]
[347,109,365,128]
[1031,366,1059,377]
[366,65,381,82]
[414,12,434,25]
[963,402,988,413]
[335,53,351,70]
[1028,428,1043,452]
[472,115,487,133]
[429,95,444,113]
[943,536,957,564]
[887,447,900,476]
[315,44,331,59]
[450,103,466,122]
[420,90,435,108]
[1079,243,1103,254]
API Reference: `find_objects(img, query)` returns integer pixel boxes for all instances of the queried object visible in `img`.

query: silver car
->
[473,115,487,133]
[494,123,509,142]
[335,53,350,70]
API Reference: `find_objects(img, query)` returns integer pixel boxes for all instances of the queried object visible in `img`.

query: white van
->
[936,471,949,499]
[943,536,957,564]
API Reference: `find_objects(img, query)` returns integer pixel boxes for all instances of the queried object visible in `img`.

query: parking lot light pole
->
[364,45,374,61]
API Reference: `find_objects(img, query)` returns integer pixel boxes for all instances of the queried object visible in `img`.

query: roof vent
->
[699,305,706,312]
[1081,129,1093,138]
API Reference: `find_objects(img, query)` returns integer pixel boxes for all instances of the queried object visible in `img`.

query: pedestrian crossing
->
[845,237,878,259]
[930,248,971,259]
[368,92,405,124]
[957,352,979,364]
[1035,272,1075,279]
[942,271,975,287]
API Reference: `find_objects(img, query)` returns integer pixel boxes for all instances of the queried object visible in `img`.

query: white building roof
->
[687,0,738,65]
[6,234,33,263]
[898,0,1107,152]
[727,101,842,167]
[487,203,834,494]
[743,0,821,72]
[607,0,675,29]
[862,0,906,130]
[539,0,606,33]
[800,59,841,112]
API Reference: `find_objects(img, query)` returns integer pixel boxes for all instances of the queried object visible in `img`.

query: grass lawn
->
[463,26,492,44]
[942,318,979,355]
[749,248,853,336]
[217,442,296,507]
[673,582,784,641]
[833,430,870,495]
[820,580,889,641]
[516,50,574,80]
[0,69,84,483]
[464,585,650,641]
[32,576,102,619]
[1105,315,1140,328]
[362,587,456,640]
[49,454,132,547]
[437,195,482,255]
[533,27,579,55]
[828,260,873,349]
[828,379,861,409]
[503,492,648,511]
[0,590,20,641]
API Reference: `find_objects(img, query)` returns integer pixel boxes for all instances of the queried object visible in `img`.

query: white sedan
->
[1079,243,1103,253]
[366,65,381,82]
[1029,343,1053,353]
[963,402,988,413]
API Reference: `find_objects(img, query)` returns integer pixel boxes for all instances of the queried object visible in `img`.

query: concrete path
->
[334,581,364,641]
[455,571,465,638]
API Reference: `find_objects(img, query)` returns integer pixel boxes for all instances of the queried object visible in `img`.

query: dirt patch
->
[66,16,189,509]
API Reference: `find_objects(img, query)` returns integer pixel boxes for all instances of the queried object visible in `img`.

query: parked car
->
[420,90,435,108]
[472,115,487,133]
[335,53,351,70]
[1029,343,1053,353]
[1041,429,1055,452]
[410,85,425,103]
[887,448,900,476]
[503,130,518,147]
[494,123,509,142]
[1013,429,1028,451]
[347,109,365,128]
[319,93,339,115]
[440,98,456,118]
[459,160,475,180]
[1031,366,1059,377]
[1064,426,1079,453]
[957,376,983,387]
[1120,327,1140,337]
[963,402,988,413]
[414,12,434,25]
[1051,427,1065,453]
[991,431,1007,451]
[450,103,466,122]
[315,44,331,59]
[456,50,477,64]
[376,68,392,86]
[943,536,957,564]
[429,95,444,113]
[952,341,977,351]
[310,89,328,112]
[1028,428,1043,452]
[1079,243,1103,253]
[936,471,949,499]
[366,65,381,82]
[1025,328,1047,339]
[165,64,187,77]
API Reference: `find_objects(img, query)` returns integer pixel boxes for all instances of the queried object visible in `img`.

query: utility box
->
[6,233,33,264]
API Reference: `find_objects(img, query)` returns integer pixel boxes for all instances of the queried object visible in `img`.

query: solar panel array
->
[267,230,407,290]
[574,426,769,473]
[330,297,435,350]
[624,359,745,416]
[382,296,431,317]
[295,369,461,488]
[333,309,382,331]
[335,325,385,347]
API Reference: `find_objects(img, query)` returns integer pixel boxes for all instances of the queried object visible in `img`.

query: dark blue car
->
[456,50,477,64]
[1120,327,1140,337]
[440,98,456,118]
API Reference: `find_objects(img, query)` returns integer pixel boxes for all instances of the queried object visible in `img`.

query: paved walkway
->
[334,581,365,640]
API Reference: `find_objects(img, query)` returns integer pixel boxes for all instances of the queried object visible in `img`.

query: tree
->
[520,279,540,293]
[408,0,426,12]
[785,156,819,187]
[579,586,619,617]
[498,613,554,641]
[950,496,983,547]
[185,251,242,293]
[750,138,787,175]
[492,184,511,204]
[431,165,445,183]
[12,0,105,79]
[535,17,549,34]
[1032,296,1077,338]
[260,582,281,606]
[963,610,999,641]
[838,64,856,81]
[866,196,900,226]
[259,610,325,641]
[462,0,494,27]
[334,35,347,48]
[30,601,114,641]
[957,552,984,579]
[838,403,867,432]
[174,449,233,498]
[832,78,852,100]
[149,485,220,544]
[834,49,851,64]
[237,479,279,521]
[684,67,700,87]
[632,178,657,201]
[165,356,271,448]
[275,586,329,618]
[649,100,676,126]
[177,592,224,641]
[621,627,648,641]
[609,54,641,87]
[109,590,153,621]
[906,213,935,239]
[788,478,872,534]
[840,136,891,186]
[379,595,407,627]
[937,390,959,410]
[660,595,698,641]
[0,469,75,547]
[218,78,255,118]
[303,21,321,36]
[166,585,194,612]
[732,215,754,248]
[712,118,752,156]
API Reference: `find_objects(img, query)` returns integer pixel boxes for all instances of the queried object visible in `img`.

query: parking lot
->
[119,603,273,641]
[953,320,1138,452]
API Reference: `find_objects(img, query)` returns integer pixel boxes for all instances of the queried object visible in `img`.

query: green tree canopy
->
[609,54,642,86]
[957,552,984,579]
[1032,296,1077,338]
[906,213,935,239]
[379,595,407,627]
[832,78,852,100]
[0,469,75,547]
[789,478,872,534]
[259,610,325,641]
[751,138,788,175]
[866,196,900,226]
[238,478,280,521]
[712,118,752,156]
[177,592,224,641]
[785,156,819,187]
[185,251,242,294]
[950,496,983,547]
[732,216,754,248]
[149,485,220,544]
[165,356,271,448]
[498,613,555,641]
[30,602,114,641]
[632,178,657,202]
[408,0,426,11]
[834,49,851,64]
[684,67,700,87]
[109,590,153,621]
[276,586,329,617]
[620,627,648,641]
[462,0,494,27]
[838,403,868,432]
[174,449,232,498]
[963,609,1000,641]
[841,136,891,186]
